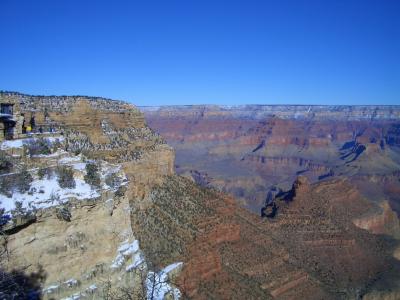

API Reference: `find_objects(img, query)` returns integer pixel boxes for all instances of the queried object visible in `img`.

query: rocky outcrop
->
[0,92,177,299]
[353,201,400,238]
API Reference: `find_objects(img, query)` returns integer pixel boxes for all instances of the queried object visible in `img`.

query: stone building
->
[0,95,24,141]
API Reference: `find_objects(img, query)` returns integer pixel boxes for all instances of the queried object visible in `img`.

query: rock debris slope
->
[131,174,400,299]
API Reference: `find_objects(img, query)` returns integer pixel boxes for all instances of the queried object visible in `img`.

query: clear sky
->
[0,0,399,106]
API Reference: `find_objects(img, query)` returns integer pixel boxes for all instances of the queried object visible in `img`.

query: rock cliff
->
[0,92,177,299]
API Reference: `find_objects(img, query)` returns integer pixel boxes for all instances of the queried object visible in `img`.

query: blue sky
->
[0,0,399,105]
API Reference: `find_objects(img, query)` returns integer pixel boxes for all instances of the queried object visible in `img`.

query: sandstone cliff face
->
[7,192,135,299]
[0,92,177,299]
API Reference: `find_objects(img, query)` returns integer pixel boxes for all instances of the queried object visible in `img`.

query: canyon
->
[0,93,399,299]
[142,105,400,216]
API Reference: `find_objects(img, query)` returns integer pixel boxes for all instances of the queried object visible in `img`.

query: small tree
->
[115,185,127,198]
[84,162,101,188]
[15,167,33,193]
[56,166,75,189]
[37,167,53,180]
[24,138,52,156]
[0,206,10,228]
[56,206,71,222]
[0,176,13,197]
[0,151,13,174]
[105,172,121,189]
[12,201,26,217]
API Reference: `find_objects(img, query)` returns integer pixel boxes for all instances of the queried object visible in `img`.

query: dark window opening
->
[1,104,14,115]
[4,122,15,140]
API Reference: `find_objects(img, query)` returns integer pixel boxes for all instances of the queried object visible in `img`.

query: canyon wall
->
[142,105,400,215]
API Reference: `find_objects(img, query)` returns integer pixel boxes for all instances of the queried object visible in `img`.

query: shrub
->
[49,191,60,203]
[0,176,13,197]
[0,203,11,227]
[105,172,121,189]
[0,167,33,197]
[115,185,127,198]
[51,139,62,152]
[56,166,75,189]
[37,167,53,180]
[12,201,26,217]
[24,138,52,156]
[84,162,101,188]
[0,151,13,174]
[15,167,33,193]
[56,206,71,222]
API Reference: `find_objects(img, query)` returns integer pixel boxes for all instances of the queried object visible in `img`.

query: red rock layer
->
[134,176,399,299]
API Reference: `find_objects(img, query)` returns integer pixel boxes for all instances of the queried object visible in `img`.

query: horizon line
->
[1,90,399,107]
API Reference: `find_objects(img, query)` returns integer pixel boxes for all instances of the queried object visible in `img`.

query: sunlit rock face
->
[142,105,400,214]
[0,92,179,299]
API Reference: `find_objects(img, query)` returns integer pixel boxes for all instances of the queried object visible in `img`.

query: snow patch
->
[0,139,24,149]
[59,156,82,164]
[0,177,100,214]
[43,285,59,294]
[0,136,64,150]
[70,162,87,171]
[146,262,183,300]
[163,262,183,274]
[126,253,144,272]
[61,293,81,300]
[64,278,78,287]
[111,239,140,269]
[88,284,97,290]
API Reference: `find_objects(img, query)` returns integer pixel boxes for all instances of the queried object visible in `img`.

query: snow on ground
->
[61,293,81,300]
[119,239,140,256]
[111,239,141,269]
[163,262,183,274]
[0,150,127,215]
[59,155,82,164]
[0,139,24,149]
[146,262,183,300]
[0,177,99,214]
[70,162,87,171]
[31,152,62,158]
[0,136,64,150]
[42,136,65,143]
[126,252,145,272]
[87,284,97,292]
[43,285,59,294]
[111,239,183,299]
[64,279,78,287]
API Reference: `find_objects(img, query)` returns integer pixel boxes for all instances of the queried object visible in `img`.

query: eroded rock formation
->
[142,105,400,217]
[132,174,400,299]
